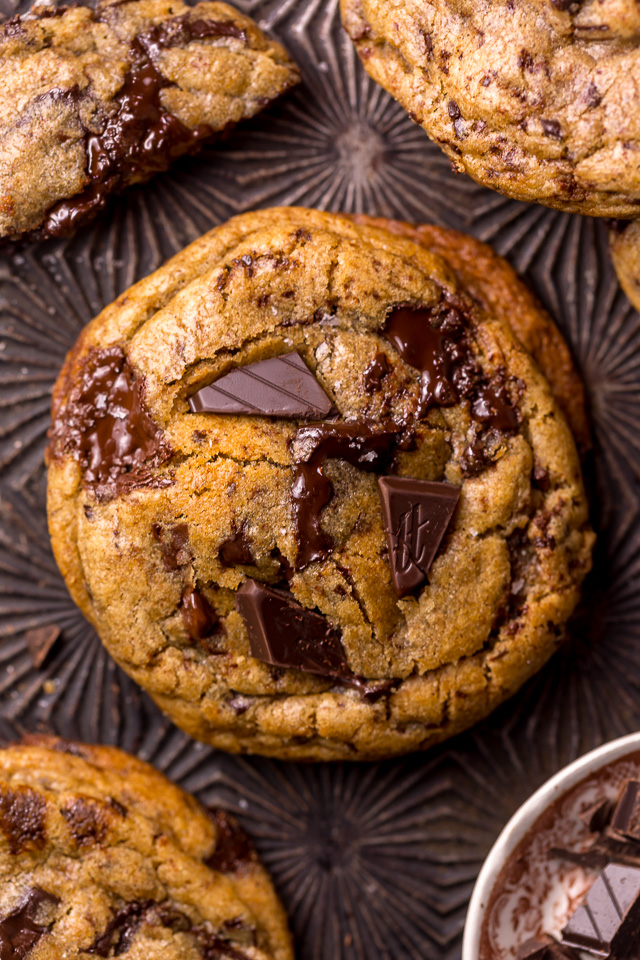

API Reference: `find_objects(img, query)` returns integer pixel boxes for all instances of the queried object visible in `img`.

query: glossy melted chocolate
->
[49,346,171,497]
[291,421,401,569]
[34,14,248,238]
[0,888,59,960]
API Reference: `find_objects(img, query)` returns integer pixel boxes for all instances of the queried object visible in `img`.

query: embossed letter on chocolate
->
[561,862,640,956]
[292,422,401,568]
[0,887,58,960]
[378,477,460,597]
[189,352,335,419]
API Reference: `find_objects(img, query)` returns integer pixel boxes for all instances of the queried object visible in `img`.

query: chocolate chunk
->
[582,798,615,835]
[151,522,191,571]
[236,580,398,699]
[181,587,219,643]
[219,525,255,566]
[137,15,246,60]
[363,351,392,393]
[88,901,154,957]
[194,929,251,960]
[517,936,578,960]
[0,888,59,960]
[236,579,348,678]
[24,625,60,669]
[189,353,335,419]
[561,863,640,956]
[48,346,171,497]
[0,787,46,856]
[611,781,640,844]
[377,476,460,597]
[292,421,401,568]
[472,380,519,432]
[206,810,258,873]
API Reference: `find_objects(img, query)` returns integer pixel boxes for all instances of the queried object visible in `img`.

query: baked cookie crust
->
[342,0,640,218]
[0,735,293,959]
[0,0,299,240]
[47,207,594,761]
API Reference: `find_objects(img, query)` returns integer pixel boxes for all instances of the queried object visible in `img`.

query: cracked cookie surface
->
[47,207,594,761]
[0,735,293,959]
[0,0,299,240]
[341,0,640,217]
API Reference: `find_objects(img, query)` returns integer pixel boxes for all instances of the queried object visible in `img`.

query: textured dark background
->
[1,1,640,957]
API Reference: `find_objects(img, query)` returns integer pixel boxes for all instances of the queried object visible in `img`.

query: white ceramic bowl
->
[462,731,640,960]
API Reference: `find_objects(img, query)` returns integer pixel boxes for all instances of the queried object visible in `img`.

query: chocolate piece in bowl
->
[0,735,292,959]
[46,207,594,761]
[0,0,299,241]
[478,749,640,960]
[561,863,640,957]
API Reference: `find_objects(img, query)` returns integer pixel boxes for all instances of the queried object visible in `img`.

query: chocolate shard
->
[610,781,640,844]
[25,625,60,669]
[0,887,59,960]
[517,935,579,960]
[236,579,348,679]
[189,352,335,419]
[561,862,640,956]
[180,587,219,643]
[88,901,154,957]
[377,476,460,597]
[235,579,398,700]
[206,810,258,873]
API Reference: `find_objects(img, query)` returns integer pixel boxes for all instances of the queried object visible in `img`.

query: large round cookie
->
[0,735,293,958]
[341,0,640,218]
[47,207,594,761]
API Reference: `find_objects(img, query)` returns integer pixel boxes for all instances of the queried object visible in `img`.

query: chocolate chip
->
[610,780,640,844]
[48,346,171,498]
[88,901,154,957]
[219,525,255,566]
[0,888,59,960]
[292,421,401,569]
[152,522,191,571]
[362,351,392,393]
[541,118,563,139]
[61,796,113,847]
[180,587,219,643]
[0,787,46,855]
[377,476,460,597]
[24,625,60,669]
[189,352,335,419]
[206,810,258,873]
[561,863,640,956]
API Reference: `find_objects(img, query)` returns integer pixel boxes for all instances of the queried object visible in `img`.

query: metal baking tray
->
[1,0,639,957]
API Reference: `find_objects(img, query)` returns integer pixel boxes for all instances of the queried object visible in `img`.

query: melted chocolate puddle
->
[383,304,518,431]
[49,345,171,497]
[30,15,248,239]
[292,421,401,568]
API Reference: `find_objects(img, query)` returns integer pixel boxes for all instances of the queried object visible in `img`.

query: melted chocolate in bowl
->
[478,749,640,960]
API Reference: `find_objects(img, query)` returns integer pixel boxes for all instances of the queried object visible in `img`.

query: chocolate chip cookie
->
[0,0,299,241]
[610,220,640,312]
[46,207,594,761]
[0,734,293,959]
[342,0,640,217]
